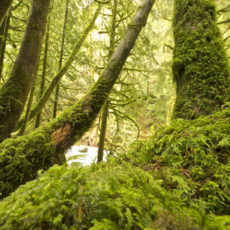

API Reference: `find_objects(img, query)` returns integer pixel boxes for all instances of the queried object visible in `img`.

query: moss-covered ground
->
[0,105,230,229]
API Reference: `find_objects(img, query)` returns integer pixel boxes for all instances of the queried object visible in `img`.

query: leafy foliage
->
[127,105,230,214]
[0,107,230,229]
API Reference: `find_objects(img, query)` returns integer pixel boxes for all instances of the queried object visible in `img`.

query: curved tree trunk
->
[0,0,13,26]
[17,5,101,129]
[172,0,230,120]
[0,0,155,199]
[0,0,50,143]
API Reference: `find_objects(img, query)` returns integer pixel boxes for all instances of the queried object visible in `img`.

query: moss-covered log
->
[0,107,230,229]
[0,0,50,143]
[0,0,154,199]
[17,5,101,130]
[172,0,230,120]
[0,0,13,26]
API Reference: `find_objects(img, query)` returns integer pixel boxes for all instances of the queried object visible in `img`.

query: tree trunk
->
[53,0,69,119]
[0,13,10,81]
[35,10,51,128]
[97,99,109,162]
[0,0,50,143]
[18,59,41,135]
[0,0,155,199]
[17,5,101,129]
[0,0,13,26]
[97,0,118,162]
[172,0,230,120]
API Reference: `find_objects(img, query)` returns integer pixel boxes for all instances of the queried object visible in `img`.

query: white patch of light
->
[66,145,109,166]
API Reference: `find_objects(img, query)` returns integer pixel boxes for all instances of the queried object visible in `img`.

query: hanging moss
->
[172,0,230,120]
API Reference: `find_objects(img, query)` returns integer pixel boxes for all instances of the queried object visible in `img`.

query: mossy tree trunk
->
[0,0,13,26]
[17,5,101,130]
[0,0,155,199]
[0,0,50,143]
[172,0,230,120]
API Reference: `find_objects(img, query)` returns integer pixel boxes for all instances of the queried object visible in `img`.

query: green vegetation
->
[172,0,230,119]
[0,0,230,229]
[0,0,154,199]
[0,106,230,229]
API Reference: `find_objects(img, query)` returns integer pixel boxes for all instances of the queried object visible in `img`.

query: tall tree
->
[172,0,230,120]
[0,0,50,142]
[97,0,118,162]
[35,8,52,128]
[53,0,69,119]
[0,0,155,199]
[0,13,10,81]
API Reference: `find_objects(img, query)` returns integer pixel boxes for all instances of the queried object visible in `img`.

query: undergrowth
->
[0,106,230,229]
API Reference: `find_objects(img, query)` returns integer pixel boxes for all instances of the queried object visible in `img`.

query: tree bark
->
[17,5,101,129]
[53,0,69,119]
[0,0,50,143]
[18,59,41,135]
[35,10,51,128]
[172,0,230,120]
[0,0,13,26]
[0,13,10,81]
[97,99,109,162]
[97,0,118,162]
[0,0,155,199]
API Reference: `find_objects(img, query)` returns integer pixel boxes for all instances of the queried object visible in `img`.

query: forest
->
[0,0,230,229]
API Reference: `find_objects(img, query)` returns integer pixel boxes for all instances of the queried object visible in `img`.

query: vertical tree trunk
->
[53,0,69,119]
[97,0,118,162]
[18,59,41,135]
[0,13,10,81]
[0,0,155,199]
[35,11,51,128]
[97,99,109,162]
[0,0,50,143]
[0,0,13,26]
[172,0,230,120]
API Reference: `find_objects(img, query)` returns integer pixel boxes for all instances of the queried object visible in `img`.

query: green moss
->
[172,0,230,119]
[128,105,230,214]
[0,126,64,199]
[1,162,229,230]
[0,92,103,199]
[0,107,230,229]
